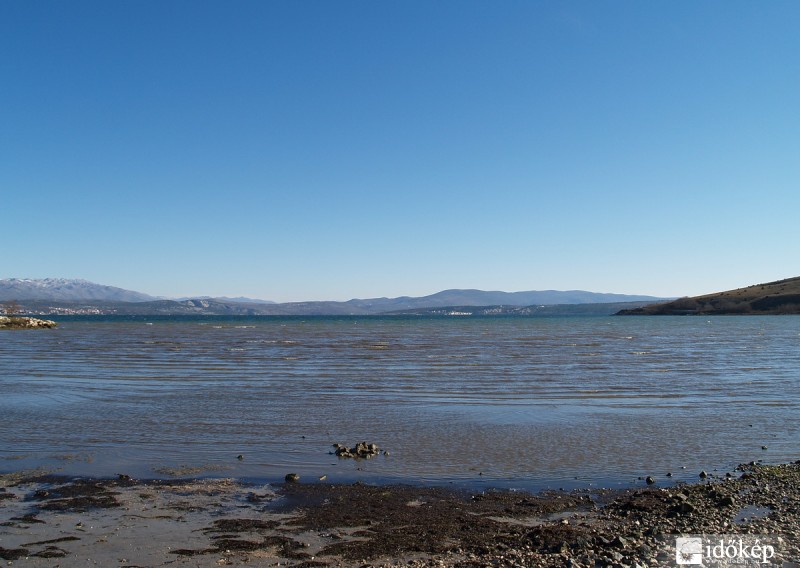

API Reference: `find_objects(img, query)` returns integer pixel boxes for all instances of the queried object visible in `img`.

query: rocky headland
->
[617,276,800,315]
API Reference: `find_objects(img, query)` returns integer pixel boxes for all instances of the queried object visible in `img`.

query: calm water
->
[1,315,798,490]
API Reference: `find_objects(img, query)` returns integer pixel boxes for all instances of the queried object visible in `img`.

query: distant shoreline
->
[7,300,656,319]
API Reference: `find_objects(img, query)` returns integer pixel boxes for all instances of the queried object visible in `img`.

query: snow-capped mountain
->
[0,278,157,302]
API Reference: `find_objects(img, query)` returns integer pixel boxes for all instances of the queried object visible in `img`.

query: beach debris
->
[332,441,381,459]
[699,470,708,479]
[284,473,300,483]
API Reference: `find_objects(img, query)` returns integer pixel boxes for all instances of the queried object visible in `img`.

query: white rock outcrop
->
[0,316,58,329]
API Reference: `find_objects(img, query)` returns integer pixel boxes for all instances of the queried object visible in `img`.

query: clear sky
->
[2,1,798,302]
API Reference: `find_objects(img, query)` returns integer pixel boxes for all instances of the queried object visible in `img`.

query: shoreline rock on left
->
[0,316,57,329]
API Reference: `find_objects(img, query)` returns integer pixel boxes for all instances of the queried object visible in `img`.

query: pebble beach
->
[1,461,799,567]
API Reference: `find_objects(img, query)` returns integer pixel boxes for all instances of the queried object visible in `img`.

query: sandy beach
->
[1,462,799,567]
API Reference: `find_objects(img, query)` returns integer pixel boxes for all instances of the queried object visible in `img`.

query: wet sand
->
[1,462,799,567]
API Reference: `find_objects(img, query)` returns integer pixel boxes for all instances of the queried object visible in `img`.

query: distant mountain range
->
[338,289,664,311]
[7,277,798,317]
[1,278,668,316]
[617,276,800,315]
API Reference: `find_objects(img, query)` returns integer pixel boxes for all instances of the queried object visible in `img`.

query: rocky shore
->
[0,316,57,329]
[1,462,799,566]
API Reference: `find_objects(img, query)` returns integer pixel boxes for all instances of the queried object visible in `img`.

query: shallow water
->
[2,315,798,490]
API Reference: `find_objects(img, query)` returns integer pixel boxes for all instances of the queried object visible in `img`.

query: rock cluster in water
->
[332,441,381,459]
[0,316,57,329]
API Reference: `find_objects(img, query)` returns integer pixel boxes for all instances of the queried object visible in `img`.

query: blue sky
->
[2,1,798,302]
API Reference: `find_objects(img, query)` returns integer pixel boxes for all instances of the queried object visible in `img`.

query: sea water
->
[1,315,798,490]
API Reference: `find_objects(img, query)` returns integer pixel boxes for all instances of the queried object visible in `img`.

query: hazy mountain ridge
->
[354,288,661,307]
[340,289,664,314]
[617,276,800,315]
[2,278,668,316]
